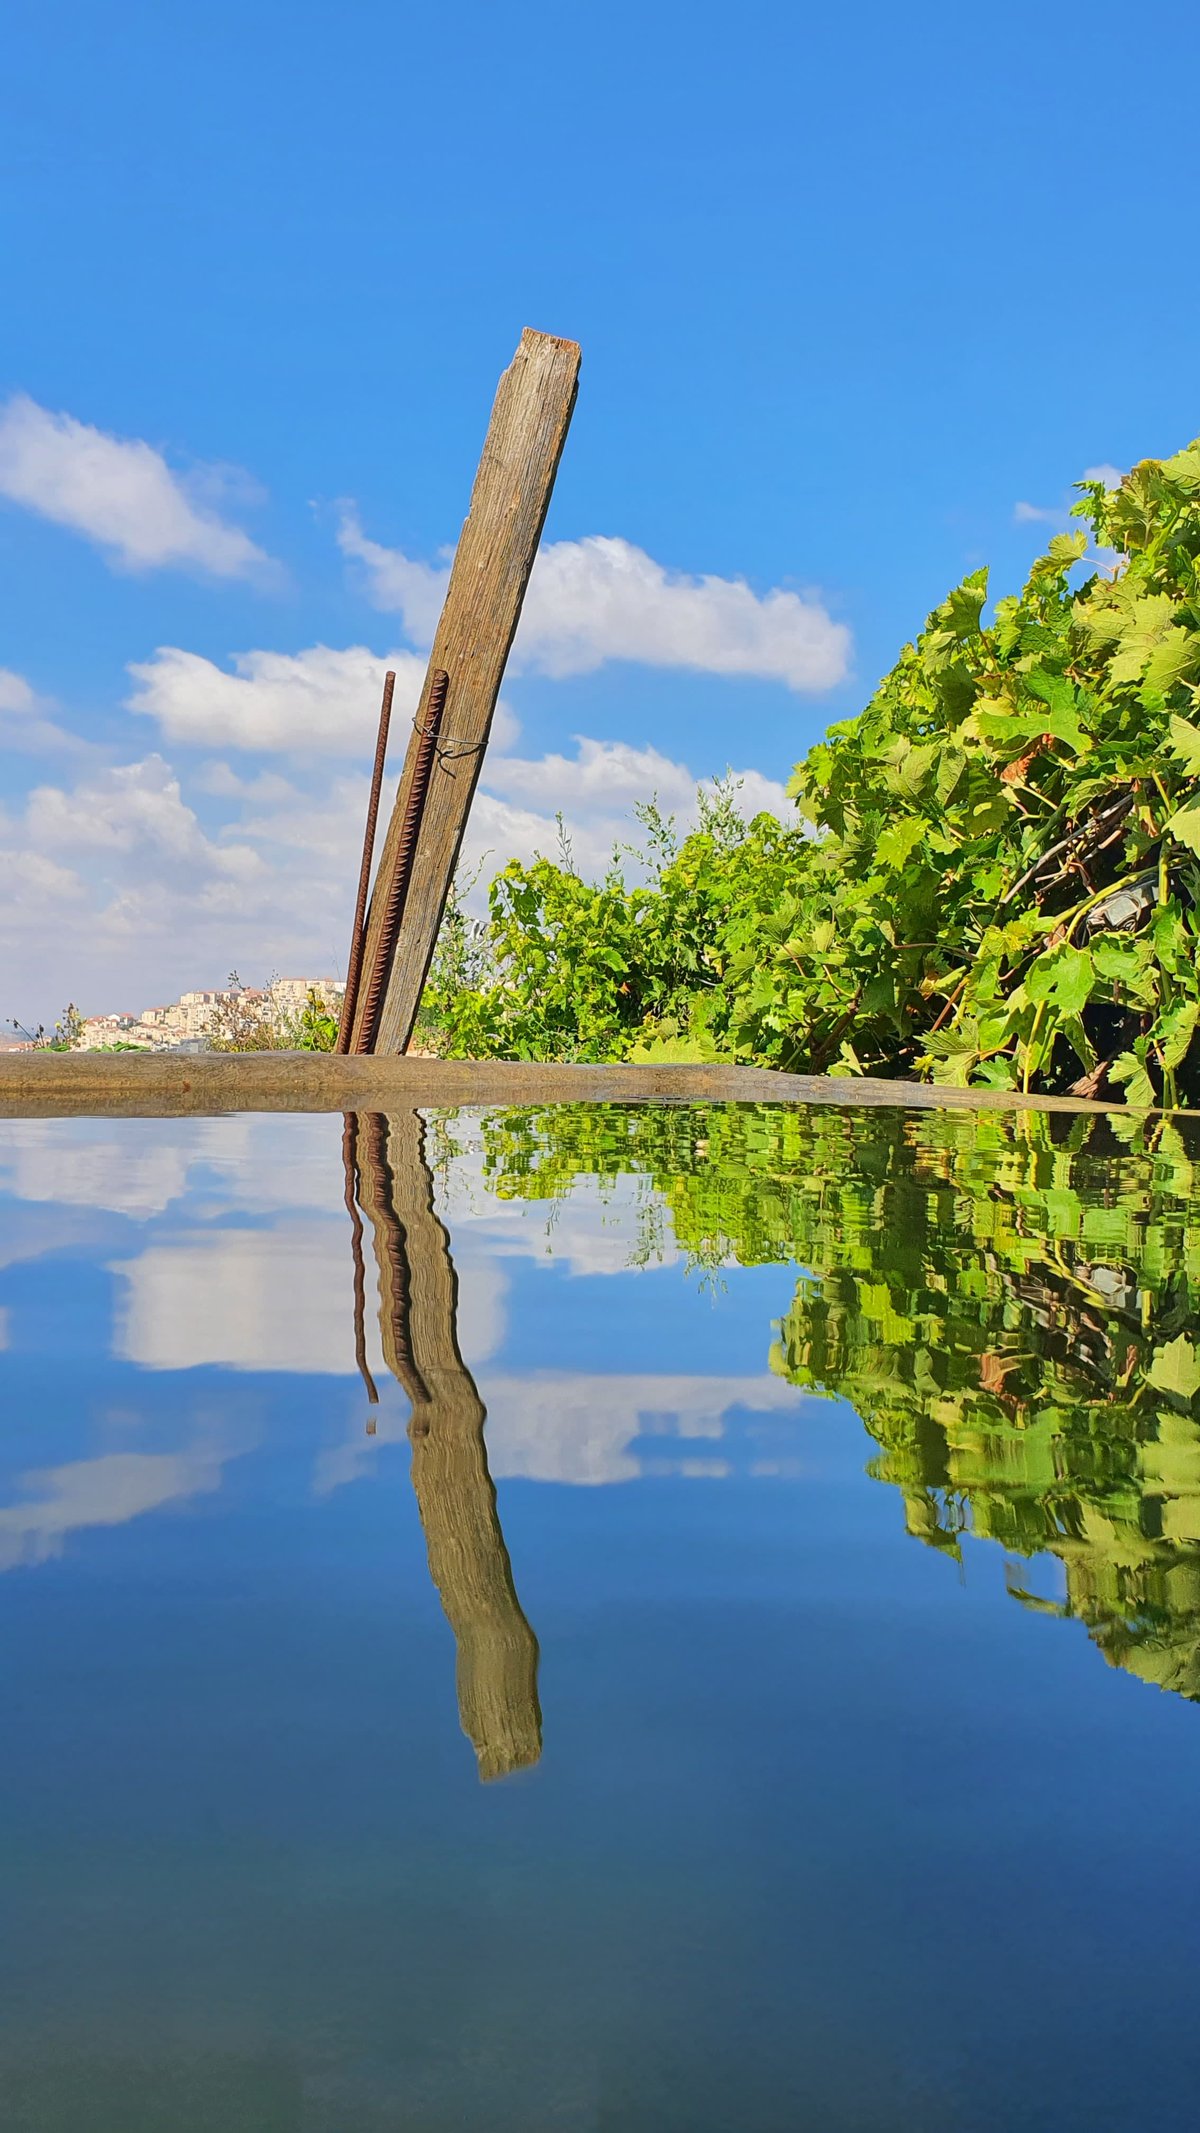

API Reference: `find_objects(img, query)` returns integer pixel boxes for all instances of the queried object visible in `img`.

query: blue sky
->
[2,0,1197,1019]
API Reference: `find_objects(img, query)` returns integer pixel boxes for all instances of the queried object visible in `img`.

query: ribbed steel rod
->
[337,669,396,1054]
[353,669,448,1054]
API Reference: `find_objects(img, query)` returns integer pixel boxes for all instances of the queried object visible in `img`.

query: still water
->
[1,1100,1199,2130]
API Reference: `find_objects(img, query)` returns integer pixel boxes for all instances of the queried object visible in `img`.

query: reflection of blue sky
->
[0,1114,810,1568]
[5,1117,1200,2128]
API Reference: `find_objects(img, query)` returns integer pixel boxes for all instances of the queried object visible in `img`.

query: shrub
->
[433,439,1200,1102]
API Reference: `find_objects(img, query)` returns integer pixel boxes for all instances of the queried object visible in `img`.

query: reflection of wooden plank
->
[348,328,581,1056]
[355,1109,541,1781]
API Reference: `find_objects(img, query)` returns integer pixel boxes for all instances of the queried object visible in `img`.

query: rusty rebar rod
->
[353,668,448,1054]
[337,669,396,1054]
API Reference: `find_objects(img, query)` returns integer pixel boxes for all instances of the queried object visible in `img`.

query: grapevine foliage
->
[432,441,1200,1103]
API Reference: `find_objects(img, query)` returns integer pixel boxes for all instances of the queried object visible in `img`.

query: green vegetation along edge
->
[427,439,1200,1107]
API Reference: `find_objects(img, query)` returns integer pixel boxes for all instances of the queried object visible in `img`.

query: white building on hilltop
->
[75,978,346,1051]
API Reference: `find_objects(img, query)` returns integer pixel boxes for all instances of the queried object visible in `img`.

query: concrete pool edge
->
[0,1052,1129,1117]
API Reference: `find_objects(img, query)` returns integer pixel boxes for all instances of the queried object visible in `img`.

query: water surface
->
[1,1101,1198,2130]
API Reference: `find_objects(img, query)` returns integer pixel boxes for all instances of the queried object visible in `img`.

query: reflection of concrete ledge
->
[0,1052,1125,1118]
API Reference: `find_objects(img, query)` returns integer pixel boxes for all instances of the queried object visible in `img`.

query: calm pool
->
[1,1101,1198,2130]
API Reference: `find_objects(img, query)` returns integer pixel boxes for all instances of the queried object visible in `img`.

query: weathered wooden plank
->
[0,1052,1136,1119]
[349,327,581,1055]
[354,1107,541,1780]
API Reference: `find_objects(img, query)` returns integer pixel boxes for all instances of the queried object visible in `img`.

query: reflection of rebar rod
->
[357,1110,429,1410]
[337,670,395,1054]
[352,1107,541,1780]
[353,670,448,1054]
[341,1113,378,1405]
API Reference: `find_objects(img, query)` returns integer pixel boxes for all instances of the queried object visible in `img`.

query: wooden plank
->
[349,327,581,1055]
[354,1108,541,1780]
[0,1052,1136,1120]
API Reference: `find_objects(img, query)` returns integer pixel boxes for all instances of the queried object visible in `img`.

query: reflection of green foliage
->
[472,1101,1200,1701]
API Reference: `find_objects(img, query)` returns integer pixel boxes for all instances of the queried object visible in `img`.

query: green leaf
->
[1157,999,1198,1073]
[1110,1049,1157,1109]
[1091,935,1145,983]
[875,816,928,870]
[1166,799,1200,856]
[1052,948,1096,1018]
[937,572,988,639]
[1045,530,1089,569]
[1147,1335,1200,1402]
[1109,594,1181,686]
[1167,713,1200,775]
[1142,626,1200,701]
[1025,946,1095,1016]
[1024,669,1089,749]
[1158,441,1200,497]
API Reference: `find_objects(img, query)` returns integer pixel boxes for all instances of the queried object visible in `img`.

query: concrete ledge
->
[0,1052,1119,1118]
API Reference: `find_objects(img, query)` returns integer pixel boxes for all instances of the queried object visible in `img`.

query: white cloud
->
[483,736,787,822]
[1,718,795,1016]
[126,641,522,758]
[339,514,850,693]
[0,754,284,1017]
[1083,464,1124,490]
[128,643,422,754]
[24,753,259,879]
[0,393,273,579]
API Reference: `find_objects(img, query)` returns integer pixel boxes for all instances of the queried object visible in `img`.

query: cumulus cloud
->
[483,736,787,821]
[0,393,273,578]
[24,753,260,878]
[126,642,521,756]
[2,718,795,1019]
[338,513,850,693]
[1,753,280,1018]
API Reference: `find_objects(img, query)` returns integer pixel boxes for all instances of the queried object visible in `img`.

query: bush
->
[434,439,1200,1102]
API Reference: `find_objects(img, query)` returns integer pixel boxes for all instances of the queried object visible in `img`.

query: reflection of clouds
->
[445,1260,508,1368]
[110,1214,510,1383]
[489,1371,802,1483]
[111,1219,355,1374]
[0,1442,234,1570]
[320,1371,802,1492]
[2,1117,245,1218]
[1,1114,348,1223]
[0,1200,120,1274]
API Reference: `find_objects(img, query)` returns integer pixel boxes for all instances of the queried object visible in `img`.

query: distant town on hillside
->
[2,977,345,1053]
